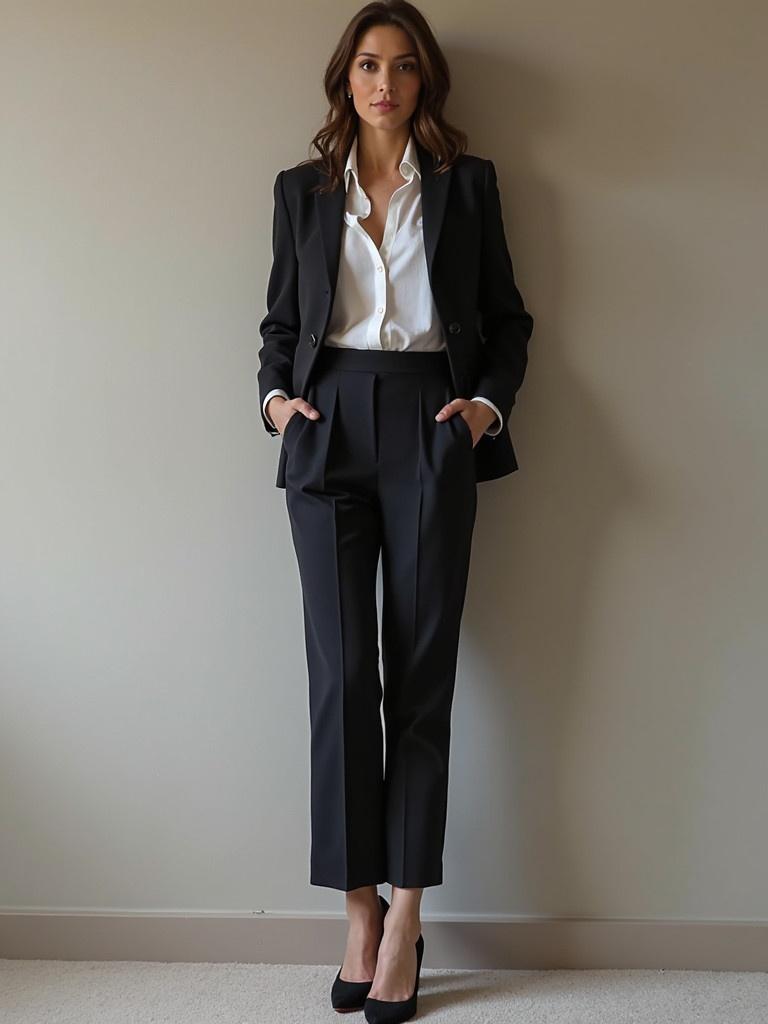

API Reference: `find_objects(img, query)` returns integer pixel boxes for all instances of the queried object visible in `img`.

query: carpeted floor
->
[1,960,766,1022]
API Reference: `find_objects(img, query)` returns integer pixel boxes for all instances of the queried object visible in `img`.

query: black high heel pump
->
[331,893,390,1013]
[363,931,424,1024]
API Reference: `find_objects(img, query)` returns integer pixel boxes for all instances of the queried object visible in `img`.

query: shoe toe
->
[331,967,374,1011]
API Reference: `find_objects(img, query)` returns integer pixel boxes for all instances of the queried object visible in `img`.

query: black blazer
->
[258,138,534,488]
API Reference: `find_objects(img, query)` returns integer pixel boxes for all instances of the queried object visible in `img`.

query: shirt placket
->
[350,175,411,351]
[377,182,410,349]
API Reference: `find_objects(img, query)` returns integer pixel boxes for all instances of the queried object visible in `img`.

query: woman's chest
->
[352,174,417,251]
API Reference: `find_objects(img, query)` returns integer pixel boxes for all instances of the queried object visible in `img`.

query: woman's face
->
[346,24,422,133]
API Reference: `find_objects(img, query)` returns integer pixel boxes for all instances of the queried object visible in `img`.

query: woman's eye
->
[359,61,417,72]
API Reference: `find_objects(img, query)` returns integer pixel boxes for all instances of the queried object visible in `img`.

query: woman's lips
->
[373,103,398,110]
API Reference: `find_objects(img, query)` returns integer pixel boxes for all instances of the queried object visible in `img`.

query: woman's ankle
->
[345,886,383,924]
[381,910,421,945]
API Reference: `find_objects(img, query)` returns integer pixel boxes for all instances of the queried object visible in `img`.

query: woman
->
[258,2,534,1020]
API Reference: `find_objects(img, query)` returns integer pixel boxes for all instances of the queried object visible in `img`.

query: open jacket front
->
[258,138,534,487]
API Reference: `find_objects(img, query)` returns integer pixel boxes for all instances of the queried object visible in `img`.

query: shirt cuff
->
[470,396,504,436]
[263,389,290,430]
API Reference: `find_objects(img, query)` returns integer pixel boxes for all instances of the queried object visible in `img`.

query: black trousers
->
[283,346,477,891]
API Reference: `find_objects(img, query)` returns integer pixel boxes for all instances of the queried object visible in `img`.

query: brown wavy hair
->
[299,0,468,194]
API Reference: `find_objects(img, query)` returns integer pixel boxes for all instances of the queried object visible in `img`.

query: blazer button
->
[310,333,318,347]
[448,322,461,334]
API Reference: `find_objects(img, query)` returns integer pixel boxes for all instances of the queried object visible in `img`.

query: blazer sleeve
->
[257,170,300,436]
[473,159,534,429]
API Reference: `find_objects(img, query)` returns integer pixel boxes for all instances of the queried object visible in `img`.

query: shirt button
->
[377,307,384,313]
[377,266,383,271]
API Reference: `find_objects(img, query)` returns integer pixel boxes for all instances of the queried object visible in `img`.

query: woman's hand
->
[267,395,320,435]
[435,399,497,447]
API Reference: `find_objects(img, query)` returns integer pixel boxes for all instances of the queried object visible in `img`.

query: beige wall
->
[1,0,766,923]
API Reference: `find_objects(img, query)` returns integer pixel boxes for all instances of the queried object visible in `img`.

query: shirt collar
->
[343,132,421,196]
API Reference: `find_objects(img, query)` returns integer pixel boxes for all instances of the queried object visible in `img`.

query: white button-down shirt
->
[263,132,502,436]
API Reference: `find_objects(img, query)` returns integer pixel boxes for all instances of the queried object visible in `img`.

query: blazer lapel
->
[315,137,453,303]
[416,138,452,287]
